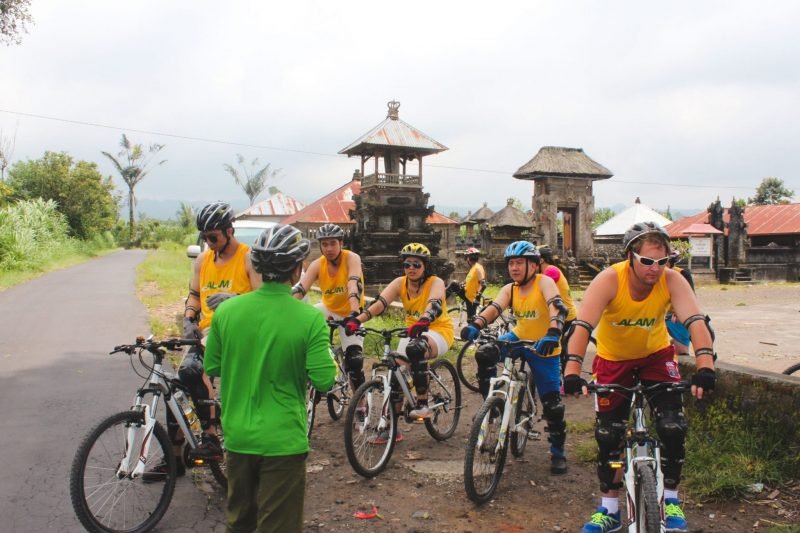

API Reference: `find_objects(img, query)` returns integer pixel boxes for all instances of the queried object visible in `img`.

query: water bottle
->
[174,390,201,434]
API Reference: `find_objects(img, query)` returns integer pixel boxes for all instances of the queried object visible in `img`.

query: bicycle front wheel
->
[344,378,396,478]
[635,462,662,532]
[70,411,176,533]
[782,362,800,376]
[425,359,462,441]
[456,340,480,393]
[326,350,349,420]
[511,387,535,458]
[464,396,508,504]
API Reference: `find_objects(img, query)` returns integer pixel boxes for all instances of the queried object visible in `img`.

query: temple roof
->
[486,199,533,228]
[594,198,672,236]
[339,101,448,157]
[513,146,612,180]
[466,203,495,223]
[665,203,800,237]
[237,192,306,217]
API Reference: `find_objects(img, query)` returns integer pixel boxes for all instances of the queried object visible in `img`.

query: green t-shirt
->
[204,282,336,456]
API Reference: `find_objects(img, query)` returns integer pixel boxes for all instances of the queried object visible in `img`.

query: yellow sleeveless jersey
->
[319,250,365,316]
[510,276,561,357]
[199,243,252,330]
[545,265,577,321]
[464,263,486,301]
[595,261,671,361]
[400,275,454,346]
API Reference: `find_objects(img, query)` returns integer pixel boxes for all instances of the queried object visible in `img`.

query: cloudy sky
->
[1,0,798,216]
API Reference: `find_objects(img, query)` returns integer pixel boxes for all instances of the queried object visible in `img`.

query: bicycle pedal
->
[527,430,541,440]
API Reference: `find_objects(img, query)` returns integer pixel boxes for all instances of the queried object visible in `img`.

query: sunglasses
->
[201,232,220,244]
[632,251,669,267]
[403,261,423,269]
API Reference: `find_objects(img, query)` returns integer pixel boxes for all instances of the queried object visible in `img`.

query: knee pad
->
[178,351,204,388]
[655,409,688,443]
[542,392,565,423]
[406,338,429,363]
[595,418,626,492]
[475,343,500,368]
[344,345,364,373]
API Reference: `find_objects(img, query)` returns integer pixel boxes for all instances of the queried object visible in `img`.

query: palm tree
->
[176,202,195,231]
[102,134,166,242]
[223,154,281,206]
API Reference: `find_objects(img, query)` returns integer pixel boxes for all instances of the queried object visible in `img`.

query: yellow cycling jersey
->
[199,243,252,330]
[464,263,486,302]
[319,250,364,317]
[510,276,561,357]
[399,275,454,346]
[595,261,671,361]
[544,265,577,321]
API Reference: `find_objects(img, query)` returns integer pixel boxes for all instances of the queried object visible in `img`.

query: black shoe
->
[189,434,223,462]
[550,455,567,475]
[141,459,185,483]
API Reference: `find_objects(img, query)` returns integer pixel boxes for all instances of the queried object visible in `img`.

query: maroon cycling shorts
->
[591,345,680,412]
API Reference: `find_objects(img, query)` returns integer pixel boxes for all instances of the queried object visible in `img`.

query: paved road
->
[0,250,225,532]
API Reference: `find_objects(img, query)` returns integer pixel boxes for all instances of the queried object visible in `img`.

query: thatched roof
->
[487,199,533,228]
[466,203,495,223]
[513,146,612,181]
[339,101,448,157]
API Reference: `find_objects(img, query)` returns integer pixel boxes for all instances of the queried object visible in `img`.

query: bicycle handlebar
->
[110,337,200,355]
[587,381,690,396]
[359,326,408,338]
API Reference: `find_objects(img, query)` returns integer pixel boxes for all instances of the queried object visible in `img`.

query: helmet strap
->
[214,229,232,261]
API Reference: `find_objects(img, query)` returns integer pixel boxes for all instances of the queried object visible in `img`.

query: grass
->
[135,242,193,337]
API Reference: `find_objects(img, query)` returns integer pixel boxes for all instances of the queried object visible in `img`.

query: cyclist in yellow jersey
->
[171,202,261,471]
[344,243,454,424]
[563,222,717,533]
[293,223,366,390]
[446,247,486,320]
[460,241,570,475]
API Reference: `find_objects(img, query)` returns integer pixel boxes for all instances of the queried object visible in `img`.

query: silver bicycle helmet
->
[317,223,345,241]
[250,224,311,278]
[196,202,234,231]
[622,221,671,252]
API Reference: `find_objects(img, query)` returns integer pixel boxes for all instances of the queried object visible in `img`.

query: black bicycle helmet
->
[622,221,671,252]
[196,202,234,231]
[317,223,345,241]
[251,224,311,279]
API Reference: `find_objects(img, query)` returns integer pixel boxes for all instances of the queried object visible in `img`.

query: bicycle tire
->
[307,384,318,439]
[344,378,396,478]
[456,340,480,393]
[424,359,462,441]
[510,386,535,458]
[208,424,227,490]
[326,350,350,420]
[635,462,662,533]
[464,396,508,504]
[782,362,800,376]
[70,410,176,533]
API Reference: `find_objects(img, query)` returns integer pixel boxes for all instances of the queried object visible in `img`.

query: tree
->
[223,154,281,206]
[102,134,166,242]
[748,177,794,205]
[0,0,33,46]
[592,207,615,229]
[8,151,119,238]
[0,127,17,181]
[176,202,195,231]
[448,211,461,220]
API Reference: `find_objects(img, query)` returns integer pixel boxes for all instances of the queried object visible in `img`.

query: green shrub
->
[0,198,77,271]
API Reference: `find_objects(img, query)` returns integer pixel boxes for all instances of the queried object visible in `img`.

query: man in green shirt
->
[205,224,337,533]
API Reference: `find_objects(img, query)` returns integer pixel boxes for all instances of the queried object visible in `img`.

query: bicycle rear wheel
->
[424,359,462,441]
[635,462,662,532]
[344,379,396,478]
[70,410,176,533]
[511,387,535,458]
[326,350,350,420]
[456,340,480,393]
[464,396,508,504]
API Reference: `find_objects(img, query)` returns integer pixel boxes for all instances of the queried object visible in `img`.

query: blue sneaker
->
[664,498,688,532]
[582,506,621,533]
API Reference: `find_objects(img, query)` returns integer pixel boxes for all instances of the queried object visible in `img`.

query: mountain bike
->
[463,336,541,504]
[324,319,353,420]
[587,375,690,532]
[344,326,462,478]
[69,336,226,533]
[456,310,518,392]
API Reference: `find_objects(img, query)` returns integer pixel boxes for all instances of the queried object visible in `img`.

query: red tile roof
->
[666,203,800,237]
[281,179,458,226]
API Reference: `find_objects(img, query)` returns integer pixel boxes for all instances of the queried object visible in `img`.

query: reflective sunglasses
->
[403,261,423,269]
[201,232,220,244]
[632,251,669,267]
